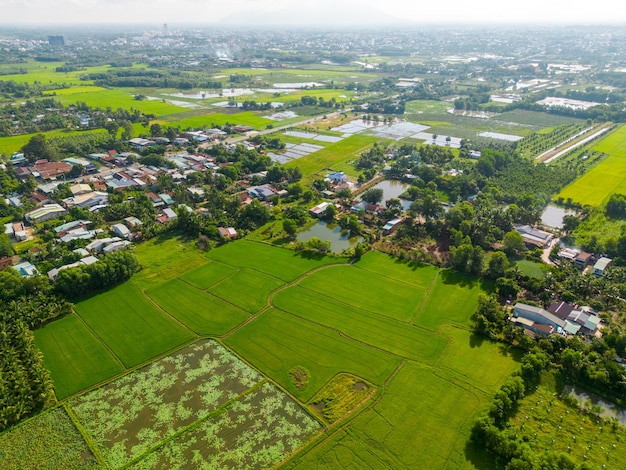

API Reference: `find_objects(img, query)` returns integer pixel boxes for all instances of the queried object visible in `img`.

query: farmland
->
[22,238,517,468]
[556,124,626,206]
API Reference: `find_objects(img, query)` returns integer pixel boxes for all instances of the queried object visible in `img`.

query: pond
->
[541,204,576,229]
[563,384,626,425]
[296,221,363,253]
[362,180,412,211]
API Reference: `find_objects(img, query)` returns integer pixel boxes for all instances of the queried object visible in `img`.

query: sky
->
[0,0,624,25]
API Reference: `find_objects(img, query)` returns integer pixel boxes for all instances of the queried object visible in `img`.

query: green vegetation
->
[310,373,373,424]
[145,279,250,335]
[273,286,447,362]
[516,123,586,159]
[162,110,272,129]
[513,259,547,279]
[0,407,97,469]
[225,308,401,401]
[208,267,283,313]
[206,239,344,282]
[34,315,124,399]
[557,124,626,206]
[285,133,380,181]
[414,269,493,330]
[75,282,194,367]
[298,265,427,322]
[178,261,238,290]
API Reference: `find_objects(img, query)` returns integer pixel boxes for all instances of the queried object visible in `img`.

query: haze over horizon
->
[0,0,625,26]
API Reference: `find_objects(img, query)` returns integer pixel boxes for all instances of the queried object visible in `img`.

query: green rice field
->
[557,124,626,206]
[22,238,519,468]
[74,282,194,368]
[34,315,124,399]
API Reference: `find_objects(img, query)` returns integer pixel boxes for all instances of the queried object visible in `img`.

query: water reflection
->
[296,221,363,253]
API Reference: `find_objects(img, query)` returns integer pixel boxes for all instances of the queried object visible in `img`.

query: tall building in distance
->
[48,35,65,46]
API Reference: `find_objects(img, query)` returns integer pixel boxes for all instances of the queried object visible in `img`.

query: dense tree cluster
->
[54,250,141,298]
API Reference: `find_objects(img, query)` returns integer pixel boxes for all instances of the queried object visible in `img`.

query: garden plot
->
[284,130,345,143]
[478,131,523,141]
[265,110,298,120]
[269,142,325,163]
[133,382,321,469]
[413,132,462,148]
[366,121,430,140]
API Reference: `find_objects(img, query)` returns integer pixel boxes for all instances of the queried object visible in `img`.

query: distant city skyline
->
[0,0,624,26]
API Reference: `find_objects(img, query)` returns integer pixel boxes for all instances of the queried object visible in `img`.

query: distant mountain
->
[217,2,406,27]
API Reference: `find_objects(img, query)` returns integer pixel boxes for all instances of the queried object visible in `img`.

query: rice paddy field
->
[556,124,626,206]
[23,237,519,469]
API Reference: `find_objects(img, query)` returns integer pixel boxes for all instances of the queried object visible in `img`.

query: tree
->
[503,230,525,256]
[22,134,58,162]
[361,188,384,205]
[487,252,509,279]
[283,219,297,238]
[0,233,12,258]
[150,123,163,137]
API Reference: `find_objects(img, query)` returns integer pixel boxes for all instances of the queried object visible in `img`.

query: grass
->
[556,124,626,206]
[285,363,486,469]
[0,128,108,156]
[436,325,521,393]
[354,250,439,288]
[206,240,344,282]
[309,373,373,424]
[414,269,493,330]
[225,308,400,401]
[145,279,250,335]
[132,233,209,289]
[273,286,447,363]
[298,264,427,322]
[404,99,451,114]
[178,260,238,290]
[53,88,186,117]
[33,314,124,399]
[571,209,626,249]
[74,282,194,368]
[162,110,273,129]
[285,133,380,181]
[506,384,626,467]
[514,259,547,279]
[0,407,98,469]
[208,267,283,313]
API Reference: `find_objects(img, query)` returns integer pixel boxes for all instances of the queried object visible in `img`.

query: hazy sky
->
[0,0,624,25]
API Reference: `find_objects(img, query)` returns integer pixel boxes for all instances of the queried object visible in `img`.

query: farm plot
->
[132,381,321,469]
[206,239,344,282]
[309,373,374,424]
[354,250,439,288]
[208,267,283,313]
[178,260,238,290]
[297,265,426,322]
[273,286,447,363]
[146,279,249,335]
[269,142,326,164]
[69,340,264,468]
[225,309,400,401]
[285,133,380,180]
[556,124,626,206]
[34,314,124,399]
[413,269,493,330]
[162,111,273,130]
[0,407,97,469]
[132,233,209,289]
[75,282,194,368]
[435,325,521,393]
[284,363,484,469]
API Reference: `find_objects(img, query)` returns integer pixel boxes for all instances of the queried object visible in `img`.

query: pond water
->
[296,221,363,253]
[541,204,576,229]
[563,384,626,425]
[361,180,412,211]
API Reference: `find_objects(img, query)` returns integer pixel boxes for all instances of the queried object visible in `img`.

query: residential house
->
[513,303,565,330]
[103,240,131,254]
[47,256,99,282]
[593,257,612,277]
[25,204,68,224]
[128,138,156,150]
[0,257,13,271]
[11,222,28,241]
[328,172,348,184]
[63,191,108,209]
[218,227,238,239]
[383,218,403,236]
[12,261,39,278]
[309,202,333,218]
[514,225,554,249]
[574,252,593,269]
[85,237,122,254]
[31,160,72,180]
[247,184,276,201]
[69,183,92,196]
[112,223,131,239]
[124,216,143,229]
